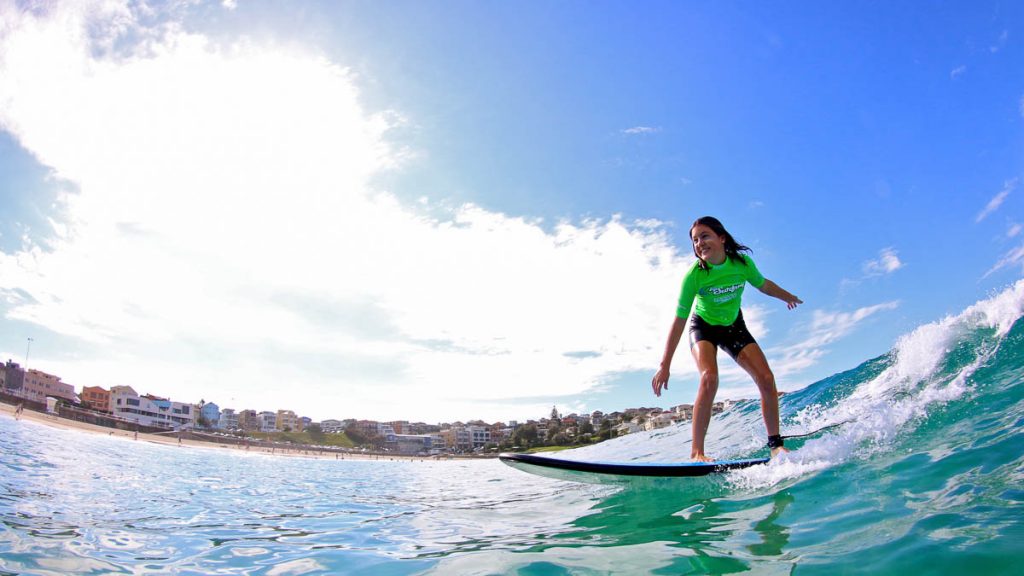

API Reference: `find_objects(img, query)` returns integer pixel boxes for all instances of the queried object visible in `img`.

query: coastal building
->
[437,427,467,452]
[14,369,77,404]
[453,427,471,451]
[275,410,301,432]
[468,424,489,446]
[81,386,111,413]
[674,404,694,420]
[2,360,25,393]
[429,434,445,454]
[389,420,410,434]
[394,434,434,455]
[109,386,195,429]
[320,419,345,433]
[239,410,260,432]
[259,411,277,432]
[437,425,490,452]
[489,422,513,444]
[352,420,381,439]
[200,402,221,428]
[616,421,642,435]
[644,411,675,431]
[408,422,440,435]
[219,408,239,430]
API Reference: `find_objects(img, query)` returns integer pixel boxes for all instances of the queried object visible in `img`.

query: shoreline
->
[0,402,453,462]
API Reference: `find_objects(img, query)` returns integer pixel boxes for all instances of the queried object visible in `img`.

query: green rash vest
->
[676,254,766,326]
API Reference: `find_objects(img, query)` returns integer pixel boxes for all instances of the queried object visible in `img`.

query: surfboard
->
[499,452,769,484]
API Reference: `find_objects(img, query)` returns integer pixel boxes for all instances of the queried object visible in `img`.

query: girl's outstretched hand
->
[652,368,669,397]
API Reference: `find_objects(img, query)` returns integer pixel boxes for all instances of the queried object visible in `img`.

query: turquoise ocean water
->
[2,280,1022,575]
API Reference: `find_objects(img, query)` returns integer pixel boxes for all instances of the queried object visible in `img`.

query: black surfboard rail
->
[499,452,769,478]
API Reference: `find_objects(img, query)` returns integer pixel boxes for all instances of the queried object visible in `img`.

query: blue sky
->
[1,0,1022,424]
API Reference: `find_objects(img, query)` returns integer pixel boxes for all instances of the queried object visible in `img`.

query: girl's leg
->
[690,340,719,461]
[735,343,781,438]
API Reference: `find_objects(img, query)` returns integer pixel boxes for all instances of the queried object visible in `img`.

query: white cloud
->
[770,301,901,379]
[710,300,899,400]
[991,30,1008,53]
[862,247,904,277]
[975,179,1016,223]
[622,126,661,135]
[950,65,967,79]
[222,0,238,10]
[0,2,692,423]
[983,244,1024,279]
[1007,223,1022,239]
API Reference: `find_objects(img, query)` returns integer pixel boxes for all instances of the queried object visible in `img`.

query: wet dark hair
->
[690,216,753,271]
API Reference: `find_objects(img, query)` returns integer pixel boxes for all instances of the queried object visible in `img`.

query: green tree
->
[195,399,208,428]
[368,434,386,450]
[545,421,562,443]
[345,427,369,446]
[512,423,539,448]
[307,423,325,443]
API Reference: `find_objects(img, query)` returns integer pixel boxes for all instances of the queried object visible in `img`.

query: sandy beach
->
[0,402,442,462]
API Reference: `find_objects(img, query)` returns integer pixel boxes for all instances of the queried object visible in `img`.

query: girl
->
[652,216,802,461]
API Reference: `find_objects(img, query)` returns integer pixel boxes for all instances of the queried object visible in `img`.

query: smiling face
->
[691,223,727,266]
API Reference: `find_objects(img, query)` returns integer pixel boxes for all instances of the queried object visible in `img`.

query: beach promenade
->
[0,402,438,462]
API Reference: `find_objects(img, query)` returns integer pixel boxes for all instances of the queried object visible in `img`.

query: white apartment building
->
[219,408,239,430]
[320,419,345,433]
[469,426,491,450]
[674,404,694,420]
[394,434,434,455]
[109,386,195,429]
[430,434,445,455]
[644,411,676,431]
[379,424,398,448]
[616,421,642,435]
[259,411,278,432]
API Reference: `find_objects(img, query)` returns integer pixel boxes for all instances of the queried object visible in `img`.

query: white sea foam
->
[733,279,1023,489]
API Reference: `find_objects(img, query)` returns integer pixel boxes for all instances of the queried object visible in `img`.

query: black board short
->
[688,310,757,360]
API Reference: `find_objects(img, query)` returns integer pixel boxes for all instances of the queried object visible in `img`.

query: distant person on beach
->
[15,403,24,419]
[652,216,802,461]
